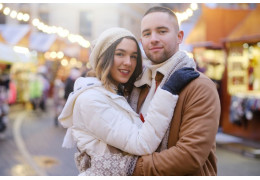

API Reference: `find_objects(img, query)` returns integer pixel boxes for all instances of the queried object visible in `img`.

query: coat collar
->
[134,51,181,88]
[134,51,196,88]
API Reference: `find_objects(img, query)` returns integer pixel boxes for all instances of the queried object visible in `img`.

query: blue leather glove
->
[162,67,200,95]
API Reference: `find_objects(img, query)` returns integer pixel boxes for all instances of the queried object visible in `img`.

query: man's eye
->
[160,30,167,34]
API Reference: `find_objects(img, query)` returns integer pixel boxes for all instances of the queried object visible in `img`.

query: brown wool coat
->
[132,72,221,176]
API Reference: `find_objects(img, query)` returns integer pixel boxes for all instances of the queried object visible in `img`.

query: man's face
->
[141,12,183,64]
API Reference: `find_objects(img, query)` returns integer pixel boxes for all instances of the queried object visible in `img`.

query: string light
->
[17,12,24,21]
[10,10,17,19]
[0,3,90,48]
[61,58,69,66]
[3,7,10,15]
[190,3,198,11]
[175,3,199,25]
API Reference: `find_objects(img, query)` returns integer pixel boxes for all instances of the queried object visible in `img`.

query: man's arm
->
[132,76,220,175]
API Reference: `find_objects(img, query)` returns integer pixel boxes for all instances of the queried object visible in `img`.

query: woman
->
[58,27,199,175]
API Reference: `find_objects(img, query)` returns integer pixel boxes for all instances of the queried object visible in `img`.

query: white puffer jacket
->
[59,77,178,157]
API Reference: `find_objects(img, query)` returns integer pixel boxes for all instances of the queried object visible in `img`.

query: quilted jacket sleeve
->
[75,86,178,156]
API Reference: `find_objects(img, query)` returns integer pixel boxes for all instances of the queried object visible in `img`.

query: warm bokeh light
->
[61,58,69,66]
[191,3,198,11]
[3,7,10,15]
[13,46,30,54]
[0,3,90,48]
[57,51,64,59]
[10,10,17,19]
[176,3,198,25]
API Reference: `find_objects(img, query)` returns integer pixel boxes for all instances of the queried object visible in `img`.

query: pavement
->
[216,132,260,176]
[0,101,78,176]
[216,132,260,159]
[0,99,260,176]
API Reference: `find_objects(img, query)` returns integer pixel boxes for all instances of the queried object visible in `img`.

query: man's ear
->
[177,30,184,44]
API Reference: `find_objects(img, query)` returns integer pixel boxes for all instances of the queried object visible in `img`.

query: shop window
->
[194,48,225,81]
[79,11,92,37]
[227,53,248,94]
[227,43,260,95]
[38,3,49,23]
[0,13,5,24]
[39,12,49,24]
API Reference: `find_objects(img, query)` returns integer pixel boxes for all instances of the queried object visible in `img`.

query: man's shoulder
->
[193,72,216,87]
[183,72,218,96]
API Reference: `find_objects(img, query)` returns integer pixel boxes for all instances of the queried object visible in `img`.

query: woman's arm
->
[76,86,177,156]
[73,68,199,156]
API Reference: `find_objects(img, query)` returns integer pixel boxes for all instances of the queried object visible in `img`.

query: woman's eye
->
[116,53,123,56]
[143,32,150,37]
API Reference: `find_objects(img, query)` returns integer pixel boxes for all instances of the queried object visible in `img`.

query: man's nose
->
[150,33,159,43]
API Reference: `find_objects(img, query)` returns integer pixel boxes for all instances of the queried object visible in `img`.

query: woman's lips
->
[119,69,130,75]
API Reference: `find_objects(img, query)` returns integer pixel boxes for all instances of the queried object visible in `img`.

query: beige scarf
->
[131,50,197,151]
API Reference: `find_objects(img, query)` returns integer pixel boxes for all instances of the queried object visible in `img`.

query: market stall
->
[222,5,260,140]
[0,25,38,104]
[185,4,251,127]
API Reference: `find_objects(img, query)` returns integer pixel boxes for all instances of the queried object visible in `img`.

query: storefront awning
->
[225,5,260,43]
[185,5,251,48]
[0,24,30,46]
[29,32,57,52]
[0,43,36,64]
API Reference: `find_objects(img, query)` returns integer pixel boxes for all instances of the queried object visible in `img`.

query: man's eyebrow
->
[157,26,169,30]
[142,26,169,34]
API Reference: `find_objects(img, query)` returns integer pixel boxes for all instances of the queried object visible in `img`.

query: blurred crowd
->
[0,64,87,138]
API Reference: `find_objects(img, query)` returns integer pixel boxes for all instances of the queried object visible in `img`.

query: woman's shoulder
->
[74,77,101,91]
[76,80,109,103]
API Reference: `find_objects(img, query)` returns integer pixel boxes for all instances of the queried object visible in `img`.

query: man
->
[129,6,221,175]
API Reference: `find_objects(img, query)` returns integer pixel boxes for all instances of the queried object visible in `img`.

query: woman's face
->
[110,38,138,86]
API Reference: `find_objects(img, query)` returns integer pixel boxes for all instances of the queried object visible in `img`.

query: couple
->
[58,6,221,176]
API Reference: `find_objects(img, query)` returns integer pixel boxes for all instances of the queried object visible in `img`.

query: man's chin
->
[149,57,167,64]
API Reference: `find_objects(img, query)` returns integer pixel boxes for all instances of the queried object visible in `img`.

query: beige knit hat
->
[89,27,136,70]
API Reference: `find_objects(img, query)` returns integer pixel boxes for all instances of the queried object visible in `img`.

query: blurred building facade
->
[0,3,160,104]
[3,3,157,41]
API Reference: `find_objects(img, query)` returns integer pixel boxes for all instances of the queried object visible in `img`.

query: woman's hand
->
[162,67,200,95]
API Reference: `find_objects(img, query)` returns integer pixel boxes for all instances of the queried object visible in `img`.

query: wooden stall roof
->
[185,5,251,48]
[225,5,260,43]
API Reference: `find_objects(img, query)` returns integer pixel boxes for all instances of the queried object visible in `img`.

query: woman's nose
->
[123,56,131,66]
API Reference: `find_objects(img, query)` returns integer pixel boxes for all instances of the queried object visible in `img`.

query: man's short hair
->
[144,6,179,31]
